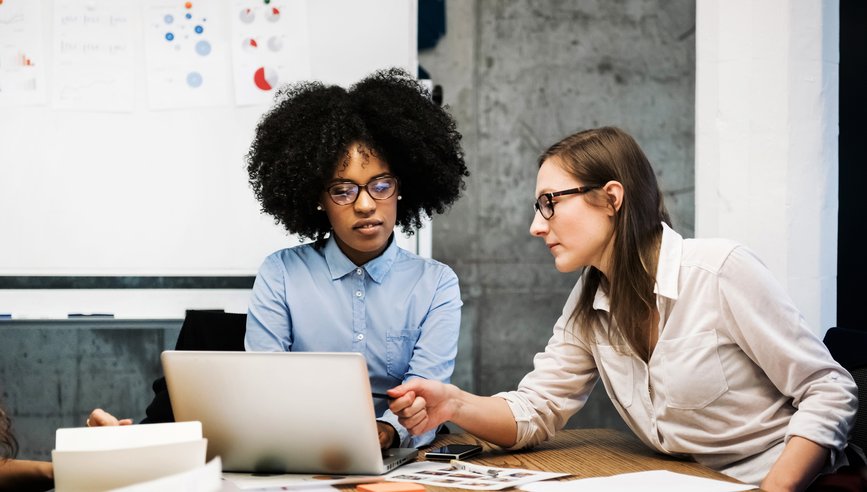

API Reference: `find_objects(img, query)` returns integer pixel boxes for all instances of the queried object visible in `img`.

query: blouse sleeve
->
[718,246,857,465]
[244,254,293,352]
[495,278,601,450]
[379,265,463,448]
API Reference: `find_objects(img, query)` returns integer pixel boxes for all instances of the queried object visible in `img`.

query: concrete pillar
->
[695,0,839,336]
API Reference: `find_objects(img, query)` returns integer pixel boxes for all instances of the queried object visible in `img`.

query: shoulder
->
[680,237,746,276]
[393,247,458,282]
[260,242,325,272]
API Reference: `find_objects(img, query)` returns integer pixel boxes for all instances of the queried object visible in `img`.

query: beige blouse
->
[496,223,857,485]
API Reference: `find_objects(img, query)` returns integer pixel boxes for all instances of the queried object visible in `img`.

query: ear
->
[603,181,624,215]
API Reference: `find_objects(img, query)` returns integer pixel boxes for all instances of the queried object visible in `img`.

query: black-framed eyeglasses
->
[324,175,399,205]
[534,186,599,220]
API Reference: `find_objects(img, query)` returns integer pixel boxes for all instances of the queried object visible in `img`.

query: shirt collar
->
[654,222,682,300]
[323,233,397,284]
[591,222,682,312]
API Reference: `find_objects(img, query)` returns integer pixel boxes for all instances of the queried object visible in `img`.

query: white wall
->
[695,0,839,336]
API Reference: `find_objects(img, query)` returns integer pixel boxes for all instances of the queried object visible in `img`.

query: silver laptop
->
[161,351,418,474]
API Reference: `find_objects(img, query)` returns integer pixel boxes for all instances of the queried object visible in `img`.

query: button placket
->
[351,269,366,353]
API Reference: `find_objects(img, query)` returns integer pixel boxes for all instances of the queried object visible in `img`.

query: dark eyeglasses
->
[534,186,599,219]
[324,175,399,205]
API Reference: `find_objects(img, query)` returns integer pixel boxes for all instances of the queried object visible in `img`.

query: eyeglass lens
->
[328,177,397,205]
[535,195,553,219]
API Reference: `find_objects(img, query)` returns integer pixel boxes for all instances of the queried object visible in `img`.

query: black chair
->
[142,310,247,423]
[823,327,867,452]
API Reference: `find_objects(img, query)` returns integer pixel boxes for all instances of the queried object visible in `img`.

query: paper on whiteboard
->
[519,470,758,492]
[104,457,222,492]
[0,0,47,107]
[51,0,135,112]
[144,0,230,110]
[229,0,310,106]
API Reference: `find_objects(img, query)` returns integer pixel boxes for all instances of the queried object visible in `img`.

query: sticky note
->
[358,482,425,492]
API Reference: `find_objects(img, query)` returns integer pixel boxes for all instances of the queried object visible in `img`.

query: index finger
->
[388,390,415,414]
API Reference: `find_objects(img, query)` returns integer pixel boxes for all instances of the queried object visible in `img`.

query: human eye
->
[369,178,393,194]
[329,183,357,197]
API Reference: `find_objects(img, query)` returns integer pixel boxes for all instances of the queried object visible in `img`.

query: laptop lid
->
[161,351,417,475]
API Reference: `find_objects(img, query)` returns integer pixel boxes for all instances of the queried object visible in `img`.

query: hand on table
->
[86,408,132,427]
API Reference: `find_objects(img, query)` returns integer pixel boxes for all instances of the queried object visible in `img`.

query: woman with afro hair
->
[244,68,469,449]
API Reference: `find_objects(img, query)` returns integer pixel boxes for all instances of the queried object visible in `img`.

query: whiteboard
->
[0,0,421,318]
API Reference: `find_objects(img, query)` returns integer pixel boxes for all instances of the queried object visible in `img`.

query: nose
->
[530,210,548,237]
[354,186,376,214]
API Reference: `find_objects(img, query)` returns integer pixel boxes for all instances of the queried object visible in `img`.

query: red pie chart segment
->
[254,67,278,91]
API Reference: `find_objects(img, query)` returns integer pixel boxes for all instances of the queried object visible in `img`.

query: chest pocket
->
[657,330,729,410]
[596,344,634,408]
[386,329,421,380]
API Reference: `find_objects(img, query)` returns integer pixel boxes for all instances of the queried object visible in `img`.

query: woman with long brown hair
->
[387,127,859,491]
[0,401,53,491]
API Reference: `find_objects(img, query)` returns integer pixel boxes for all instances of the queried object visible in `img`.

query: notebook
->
[161,350,418,475]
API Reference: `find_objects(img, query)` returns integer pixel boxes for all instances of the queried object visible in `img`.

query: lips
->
[353,219,383,230]
[547,243,559,251]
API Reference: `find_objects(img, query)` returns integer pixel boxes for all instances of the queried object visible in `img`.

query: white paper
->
[0,0,47,107]
[144,0,230,110]
[53,422,207,492]
[53,439,208,492]
[519,470,758,492]
[56,421,203,451]
[222,471,383,490]
[229,0,310,106]
[386,461,569,491]
[105,457,223,492]
[52,0,135,112]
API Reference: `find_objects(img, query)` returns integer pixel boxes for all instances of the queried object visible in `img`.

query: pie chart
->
[267,36,282,52]
[239,8,254,23]
[242,38,257,52]
[254,67,278,91]
[265,7,280,22]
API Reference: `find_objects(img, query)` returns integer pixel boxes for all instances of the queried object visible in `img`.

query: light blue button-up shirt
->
[245,235,462,447]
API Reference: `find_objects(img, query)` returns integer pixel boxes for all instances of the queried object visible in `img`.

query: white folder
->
[52,421,208,492]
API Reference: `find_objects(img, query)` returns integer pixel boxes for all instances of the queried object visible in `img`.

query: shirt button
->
[831,372,838,380]
[357,334,364,340]
[356,268,362,275]
[356,291,362,297]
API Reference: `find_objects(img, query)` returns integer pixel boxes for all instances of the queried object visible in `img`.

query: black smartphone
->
[424,444,483,461]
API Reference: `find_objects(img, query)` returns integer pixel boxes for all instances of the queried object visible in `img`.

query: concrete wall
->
[1,0,696,460]
[423,0,696,432]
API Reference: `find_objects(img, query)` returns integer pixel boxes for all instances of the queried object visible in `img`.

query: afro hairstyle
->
[246,67,468,246]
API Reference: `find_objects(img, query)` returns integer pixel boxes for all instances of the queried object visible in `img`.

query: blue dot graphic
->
[187,72,203,88]
[195,25,203,34]
[185,13,192,19]
[164,14,174,23]
[195,40,211,56]
[165,32,174,41]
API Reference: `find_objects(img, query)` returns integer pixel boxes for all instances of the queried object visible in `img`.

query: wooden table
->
[358,429,753,492]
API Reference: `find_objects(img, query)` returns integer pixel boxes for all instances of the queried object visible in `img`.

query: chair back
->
[823,327,867,452]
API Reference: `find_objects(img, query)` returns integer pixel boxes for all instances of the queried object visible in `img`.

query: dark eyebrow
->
[325,173,394,187]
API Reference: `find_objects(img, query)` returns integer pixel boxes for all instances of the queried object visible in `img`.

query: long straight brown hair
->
[538,127,670,361]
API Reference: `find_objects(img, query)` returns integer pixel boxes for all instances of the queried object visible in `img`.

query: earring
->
[397,195,402,200]
[316,205,323,211]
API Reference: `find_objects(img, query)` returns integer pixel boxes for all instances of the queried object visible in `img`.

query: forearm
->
[449,388,518,448]
[0,459,54,492]
[761,436,829,492]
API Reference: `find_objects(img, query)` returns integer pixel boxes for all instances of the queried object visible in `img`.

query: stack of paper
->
[52,421,209,492]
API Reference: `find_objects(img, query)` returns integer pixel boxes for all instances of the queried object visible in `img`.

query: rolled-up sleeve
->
[494,279,600,450]
[718,246,858,465]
